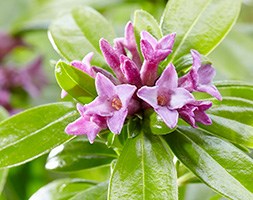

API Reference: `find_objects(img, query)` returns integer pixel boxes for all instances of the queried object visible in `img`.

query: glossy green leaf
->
[166,127,253,200]
[70,182,108,200]
[160,0,241,63]
[144,110,176,135]
[29,178,96,200]
[0,102,78,169]
[49,12,105,65]
[55,61,96,103]
[196,82,253,147]
[72,6,115,54]
[46,137,117,172]
[108,132,178,200]
[134,9,162,50]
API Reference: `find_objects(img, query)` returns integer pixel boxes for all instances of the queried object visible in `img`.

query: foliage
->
[1,0,253,200]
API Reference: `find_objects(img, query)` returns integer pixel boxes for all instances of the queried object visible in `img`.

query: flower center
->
[111,97,122,110]
[157,95,168,106]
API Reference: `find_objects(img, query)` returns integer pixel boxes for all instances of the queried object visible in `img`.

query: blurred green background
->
[0,0,252,199]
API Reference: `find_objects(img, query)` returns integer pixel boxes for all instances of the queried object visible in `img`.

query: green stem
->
[177,172,197,186]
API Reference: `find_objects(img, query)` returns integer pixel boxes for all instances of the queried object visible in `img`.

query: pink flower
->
[65,104,107,143]
[137,63,194,129]
[178,50,222,100]
[178,100,212,128]
[140,31,176,85]
[82,73,137,134]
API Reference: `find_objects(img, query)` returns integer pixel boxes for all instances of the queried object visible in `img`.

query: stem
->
[177,172,197,186]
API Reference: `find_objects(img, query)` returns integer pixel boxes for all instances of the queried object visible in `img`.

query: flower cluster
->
[0,32,47,114]
[65,22,222,143]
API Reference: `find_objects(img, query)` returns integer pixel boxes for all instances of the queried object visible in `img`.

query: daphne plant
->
[0,0,253,200]
[64,26,220,143]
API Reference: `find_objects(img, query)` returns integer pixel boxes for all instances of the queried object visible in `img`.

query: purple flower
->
[100,39,126,83]
[65,104,107,143]
[140,31,176,85]
[121,22,142,68]
[178,100,212,128]
[0,32,24,61]
[71,52,96,77]
[178,50,222,100]
[137,63,194,129]
[0,56,47,113]
[82,73,137,134]
[20,56,47,98]
[119,55,142,88]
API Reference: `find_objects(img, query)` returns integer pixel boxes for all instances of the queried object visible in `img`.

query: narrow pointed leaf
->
[0,102,78,169]
[49,12,105,65]
[160,0,241,63]
[166,127,253,200]
[46,138,117,172]
[70,182,108,200]
[134,9,162,50]
[72,6,115,54]
[55,61,96,103]
[29,178,96,200]
[108,132,178,200]
[197,82,253,147]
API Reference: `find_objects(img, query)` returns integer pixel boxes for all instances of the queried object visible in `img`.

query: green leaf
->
[0,102,78,169]
[166,127,253,200]
[49,12,105,65]
[160,0,241,63]
[209,28,253,82]
[70,182,108,200]
[134,9,162,51]
[72,6,115,54]
[55,61,96,103]
[46,137,117,172]
[145,110,177,135]
[0,107,8,122]
[108,132,178,200]
[0,169,8,193]
[197,82,253,148]
[29,178,96,200]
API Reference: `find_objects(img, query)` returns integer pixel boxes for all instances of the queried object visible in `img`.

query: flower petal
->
[170,88,194,109]
[197,84,222,101]
[197,64,216,85]
[100,38,125,82]
[141,31,157,48]
[72,52,96,77]
[92,66,119,85]
[107,109,128,134]
[191,49,201,69]
[83,96,113,116]
[95,73,116,97]
[155,106,178,129]
[120,55,142,87]
[157,32,176,50]
[156,63,178,90]
[65,117,101,143]
[116,83,137,108]
[137,86,159,109]
[194,110,212,125]
[140,39,154,61]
